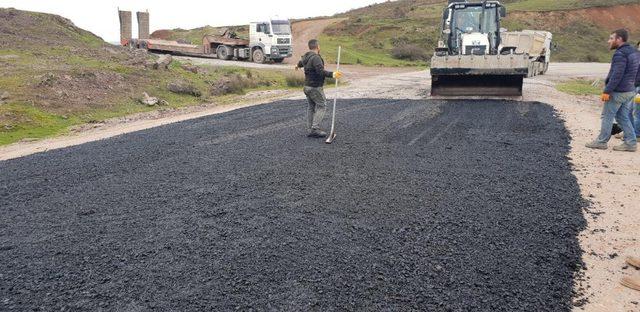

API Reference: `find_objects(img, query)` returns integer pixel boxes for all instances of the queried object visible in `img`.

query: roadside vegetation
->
[0,9,294,146]
[556,79,603,95]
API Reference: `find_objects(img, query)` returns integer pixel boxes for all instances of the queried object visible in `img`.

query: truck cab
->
[249,20,293,63]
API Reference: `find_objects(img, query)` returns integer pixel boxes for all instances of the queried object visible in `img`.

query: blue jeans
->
[629,87,640,137]
[597,91,637,146]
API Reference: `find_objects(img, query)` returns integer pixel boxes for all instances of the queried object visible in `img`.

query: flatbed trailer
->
[118,10,293,64]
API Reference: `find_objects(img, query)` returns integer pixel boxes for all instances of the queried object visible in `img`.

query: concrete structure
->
[118,10,132,45]
[137,11,150,40]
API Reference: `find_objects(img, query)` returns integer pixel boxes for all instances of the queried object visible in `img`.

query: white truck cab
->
[249,19,293,63]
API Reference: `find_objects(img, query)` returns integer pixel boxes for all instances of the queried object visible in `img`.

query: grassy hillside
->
[505,0,638,11]
[0,9,291,146]
[317,0,640,65]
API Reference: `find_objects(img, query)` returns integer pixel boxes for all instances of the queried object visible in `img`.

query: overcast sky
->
[0,0,387,42]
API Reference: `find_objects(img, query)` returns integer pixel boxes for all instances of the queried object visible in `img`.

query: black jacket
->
[604,43,640,93]
[297,51,333,88]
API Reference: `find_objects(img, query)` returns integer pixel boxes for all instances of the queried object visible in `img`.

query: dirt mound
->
[0,9,155,115]
[0,8,103,50]
[506,3,640,62]
[150,29,172,40]
[583,4,640,33]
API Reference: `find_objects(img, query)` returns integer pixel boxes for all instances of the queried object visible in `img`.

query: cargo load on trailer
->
[430,1,552,96]
[118,10,293,64]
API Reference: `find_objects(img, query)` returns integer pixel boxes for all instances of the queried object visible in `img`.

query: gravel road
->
[0,97,586,311]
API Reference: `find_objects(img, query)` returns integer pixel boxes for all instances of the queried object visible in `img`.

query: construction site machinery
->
[118,10,293,64]
[430,1,552,96]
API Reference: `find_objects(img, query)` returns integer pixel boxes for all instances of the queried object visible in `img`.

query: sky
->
[0,0,387,43]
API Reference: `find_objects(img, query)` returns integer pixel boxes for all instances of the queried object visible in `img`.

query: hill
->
[0,9,290,145]
[317,0,640,65]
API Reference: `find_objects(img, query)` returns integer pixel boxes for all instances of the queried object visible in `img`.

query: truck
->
[118,10,293,64]
[430,0,552,96]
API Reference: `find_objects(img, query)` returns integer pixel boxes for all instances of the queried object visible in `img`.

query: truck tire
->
[541,62,549,75]
[272,58,285,64]
[217,45,233,61]
[253,49,265,64]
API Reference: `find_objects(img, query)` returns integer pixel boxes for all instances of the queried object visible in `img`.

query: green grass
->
[556,79,603,95]
[319,34,425,67]
[0,103,80,145]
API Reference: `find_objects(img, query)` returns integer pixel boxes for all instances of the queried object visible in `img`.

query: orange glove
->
[601,93,610,102]
[635,94,640,104]
[332,71,343,80]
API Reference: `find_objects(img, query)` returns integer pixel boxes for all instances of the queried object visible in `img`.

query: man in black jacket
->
[296,39,343,138]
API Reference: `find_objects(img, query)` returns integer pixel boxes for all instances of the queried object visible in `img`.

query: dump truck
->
[118,10,293,64]
[430,1,552,96]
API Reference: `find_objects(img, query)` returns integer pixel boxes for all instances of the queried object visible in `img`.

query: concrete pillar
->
[118,10,132,45]
[137,11,150,40]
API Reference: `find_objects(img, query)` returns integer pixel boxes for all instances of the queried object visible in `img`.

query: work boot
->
[621,276,640,292]
[612,143,637,152]
[585,141,608,150]
[308,129,327,138]
[627,256,640,269]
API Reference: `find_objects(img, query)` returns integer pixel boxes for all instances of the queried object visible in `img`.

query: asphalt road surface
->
[0,98,586,311]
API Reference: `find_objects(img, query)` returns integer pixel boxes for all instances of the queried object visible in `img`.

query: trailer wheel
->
[217,45,233,60]
[272,58,285,64]
[252,49,265,64]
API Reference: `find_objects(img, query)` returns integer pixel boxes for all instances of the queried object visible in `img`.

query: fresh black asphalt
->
[0,98,586,311]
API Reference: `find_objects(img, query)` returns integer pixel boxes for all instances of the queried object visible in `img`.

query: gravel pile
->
[0,99,586,311]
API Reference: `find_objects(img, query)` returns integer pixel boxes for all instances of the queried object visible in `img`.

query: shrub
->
[285,73,305,87]
[391,44,428,61]
[210,74,256,96]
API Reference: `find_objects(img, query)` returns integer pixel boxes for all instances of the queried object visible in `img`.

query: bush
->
[285,73,305,87]
[210,74,258,96]
[391,44,428,61]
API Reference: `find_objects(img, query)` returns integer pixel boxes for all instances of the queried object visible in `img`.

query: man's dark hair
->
[612,29,629,42]
[308,39,319,50]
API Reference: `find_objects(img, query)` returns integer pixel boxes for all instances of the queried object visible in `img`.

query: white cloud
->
[0,0,387,42]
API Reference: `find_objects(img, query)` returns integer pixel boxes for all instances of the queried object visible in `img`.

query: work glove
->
[600,93,610,102]
[635,94,640,104]
[333,71,343,80]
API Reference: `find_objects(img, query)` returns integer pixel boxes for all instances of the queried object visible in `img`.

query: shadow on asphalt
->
[0,98,587,311]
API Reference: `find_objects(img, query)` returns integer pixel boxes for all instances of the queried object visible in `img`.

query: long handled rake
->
[325,46,341,144]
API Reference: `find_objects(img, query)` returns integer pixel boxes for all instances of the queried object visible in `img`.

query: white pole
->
[326,46,341,143]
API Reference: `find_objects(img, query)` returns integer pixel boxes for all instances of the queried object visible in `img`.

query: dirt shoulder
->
[540,90,640,312]
[528,65,639,311]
